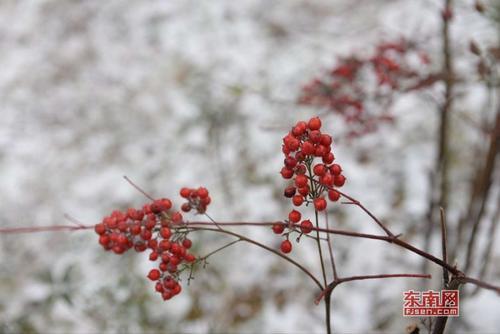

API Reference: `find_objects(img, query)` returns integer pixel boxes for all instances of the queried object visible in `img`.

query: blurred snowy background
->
[0,0,498,333]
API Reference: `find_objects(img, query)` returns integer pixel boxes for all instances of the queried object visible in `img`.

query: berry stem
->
[316,273,433,304]
[324,211,338,281]
[188,226,323,290]
[123,175,155,201]
[307,162,328,288]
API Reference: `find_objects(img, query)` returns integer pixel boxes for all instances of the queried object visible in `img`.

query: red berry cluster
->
[94,190,203,301]
[299,39,434,138]
[179,187,211,214]
[275,117,346,253]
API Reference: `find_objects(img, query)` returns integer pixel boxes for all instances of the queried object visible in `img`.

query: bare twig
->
[440,208,450,286]
[123,175,155,201]
[315,273,432,304]
[324,211,338,280]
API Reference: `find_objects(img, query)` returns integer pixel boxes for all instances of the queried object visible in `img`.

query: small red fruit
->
[182,239,192,249]
[196,187,209,198]
[147,269,161,281]
[284,186,296,198]
[94,223,106,235]
[288,210,301,223]
[308,117,322,130]
[314,197,327,211]
[272,223,285,234]
[330,164,342,176]
[313,164,327,176]
[292,195,304,206]
[300,220,313,234]
[301,141,315,155]
[180,187,191,198]
[295,174,308,188]
[328,190,340,201]
[280,240,292,253]
[334,175,346,187]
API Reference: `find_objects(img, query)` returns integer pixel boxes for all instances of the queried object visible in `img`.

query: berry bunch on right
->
[180,187,211,214]
[275,117,346,253]
[299,39,435,138]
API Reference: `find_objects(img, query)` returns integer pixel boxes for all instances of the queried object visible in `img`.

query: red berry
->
[320,173,333,186]
[284,156,298,168]
[147,269,161,281]
[161,253,171,263]
[295,151,306,162]
[151,202,162,214]
[333,175,346,187]
[171,212,183,224]
[300,220,313,234]
[284,186,296,198]
[159,239,171,251]
[322,152,335,164]
[180,187,192,198]
[292,195,304,206]
[127,208,138,220]
[314,145,327,157]
[149,251,159,261]
[184,253,196,263]
[172,283,182,295]
[294,164,307,175]
[301,141,315,155]
[160,198,172,210]
[308,117,322,130]
[162,291,172,300]
[200,196,211,206]
[320,134,332,146]
[182,239,192,249]
[280,167,294,179]
[284,135,300,151]
[99,234,110,247]
[309,130,322,143]
[288,210,301,223]
[328,190,340,201]
[330,164,342,176]
[181,203,191,212]
[160,227,171,239]
[313,164,327,176]
[280,240,292,253]
[155,282,164,293]
[314,197,327,211]
[94,223,106,235]
[159,262,168,272]
[295,174,308,188]
[272,223,285,234]
[135,241,147,252]
[298,186,310,197]
[145,218,156,230]
[130,224,141,235]
[292,121,307,136]
[196,187,209,198]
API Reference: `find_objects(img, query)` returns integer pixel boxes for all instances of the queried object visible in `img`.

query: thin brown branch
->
[440,208,449,286]
[315,273,432,304]
[0,224,93,234]
[335,189,394,237]
[324,211,338,280]
[188,226,323,290]
[123,175,155,201]
[308,163,328,288]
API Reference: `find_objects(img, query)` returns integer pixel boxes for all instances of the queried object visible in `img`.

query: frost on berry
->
[274,117,347,252]
[94,187,211,301]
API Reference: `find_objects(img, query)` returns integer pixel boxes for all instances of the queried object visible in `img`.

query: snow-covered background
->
[0,0,498,333]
